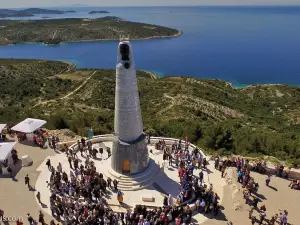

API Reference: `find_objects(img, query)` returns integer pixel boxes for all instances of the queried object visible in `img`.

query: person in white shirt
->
[200,199,206,213]
[167,212,172,221]
[168,194,174,207]
[196,198,201,212]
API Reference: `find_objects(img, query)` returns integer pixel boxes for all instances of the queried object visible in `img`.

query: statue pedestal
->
[111,134,149,174]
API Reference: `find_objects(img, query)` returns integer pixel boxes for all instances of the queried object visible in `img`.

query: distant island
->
[0,8,75,18]
[88,11,110,14]
[0,17,181,45]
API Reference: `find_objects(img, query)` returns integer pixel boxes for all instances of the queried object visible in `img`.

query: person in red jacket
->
[16,220,23,225]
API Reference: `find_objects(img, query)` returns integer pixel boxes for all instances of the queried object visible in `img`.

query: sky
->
[2,0,300,8]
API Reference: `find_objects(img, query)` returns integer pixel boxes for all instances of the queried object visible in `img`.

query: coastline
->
[144,71,159,79]
[0,30,183,46]
[228,82,291,90]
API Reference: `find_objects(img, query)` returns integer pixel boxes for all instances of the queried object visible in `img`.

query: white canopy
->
[11,118,46,133]
[0,142,17,161]
[0,124,6,133]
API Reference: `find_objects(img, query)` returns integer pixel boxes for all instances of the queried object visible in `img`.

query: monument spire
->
[111,41,149,174]
[114,41,143,142]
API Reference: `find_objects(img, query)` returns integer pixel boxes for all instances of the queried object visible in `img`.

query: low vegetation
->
[0,17,180,45]
[1,59,300,167]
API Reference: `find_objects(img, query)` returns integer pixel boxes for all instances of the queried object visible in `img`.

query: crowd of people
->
[213,156,291,225]
[158,139,221,218]
[24,139,221,225]
[2,135,298,225]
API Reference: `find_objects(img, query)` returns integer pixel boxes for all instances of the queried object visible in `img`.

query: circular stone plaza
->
[0,41,299,225]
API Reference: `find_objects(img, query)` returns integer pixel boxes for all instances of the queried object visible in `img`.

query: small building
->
[11,118,47,142]
[0,142,17,164]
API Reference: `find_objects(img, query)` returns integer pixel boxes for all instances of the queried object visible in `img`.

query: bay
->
[0,6,300,86]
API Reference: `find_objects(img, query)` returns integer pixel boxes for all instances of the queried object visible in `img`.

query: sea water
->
[0,6,300,86]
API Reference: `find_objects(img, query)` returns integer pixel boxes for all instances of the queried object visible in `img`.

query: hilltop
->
[0,59,300,167]
[0,17,181,45]
[0,8,75,18]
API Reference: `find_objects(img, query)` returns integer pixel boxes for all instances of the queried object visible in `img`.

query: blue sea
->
[0,6,300,86]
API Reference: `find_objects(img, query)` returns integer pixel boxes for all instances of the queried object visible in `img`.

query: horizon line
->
[3,5,300,9]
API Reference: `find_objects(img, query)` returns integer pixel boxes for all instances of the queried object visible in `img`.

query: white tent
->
[11,118,46,133]
[0,142,17,162]
[0,124,6,133]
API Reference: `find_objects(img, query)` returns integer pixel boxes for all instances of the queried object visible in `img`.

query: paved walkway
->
[0,139,56,224]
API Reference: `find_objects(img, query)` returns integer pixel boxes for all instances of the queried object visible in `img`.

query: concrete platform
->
[34,141,225,225]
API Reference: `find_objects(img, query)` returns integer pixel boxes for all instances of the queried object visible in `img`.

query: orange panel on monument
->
[122,160,130,173]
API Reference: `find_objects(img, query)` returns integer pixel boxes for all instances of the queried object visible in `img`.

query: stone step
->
[102,159,160,191]
[120,172,160,191]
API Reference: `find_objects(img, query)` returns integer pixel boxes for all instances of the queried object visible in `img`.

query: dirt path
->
[60,70,96,99]
[52,30,58,40]
[32,70,97,108]
[144,71,158,80]
[157,94,175,115]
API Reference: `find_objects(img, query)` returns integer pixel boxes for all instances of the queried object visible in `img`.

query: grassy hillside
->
[0,17,180,45]
[1,59,300,167]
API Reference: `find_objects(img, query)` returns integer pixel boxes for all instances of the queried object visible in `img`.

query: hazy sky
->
[3,0,300,8]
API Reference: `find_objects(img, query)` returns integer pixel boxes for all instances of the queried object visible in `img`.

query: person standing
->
[168,194,174,207]
[169,153,173,166]
[163,196,168,207]
[279,211,288,225]
[46,159,51,171]
[195,198,200,212]
[74,158,79,170]
[68,156,73,169]
[25,174,30,188]
[221,166,226,178]
[199,170,204,184]
[259,210,266,225]
[57,163,62,173]
[99,148,103,158]
[202,158,207,169]
[249,206,254,219]
[199,199,206,213]
[107,177,112,189]
[81,137,86,147]
[36,192,41,204]
[266,174,271,186]
[0,208,4,221]
[38,211,45,225]
[214,157,219,169]
[27,213,34,225]
[253,197,259,208]
[51,138,56,151]
[113,179,118,191]
[117,191,124,205]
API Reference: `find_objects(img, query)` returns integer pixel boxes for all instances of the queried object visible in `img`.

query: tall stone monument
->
[111,41,149,174]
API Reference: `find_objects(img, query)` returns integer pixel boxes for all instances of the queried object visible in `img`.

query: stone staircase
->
[103,159,160,191]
